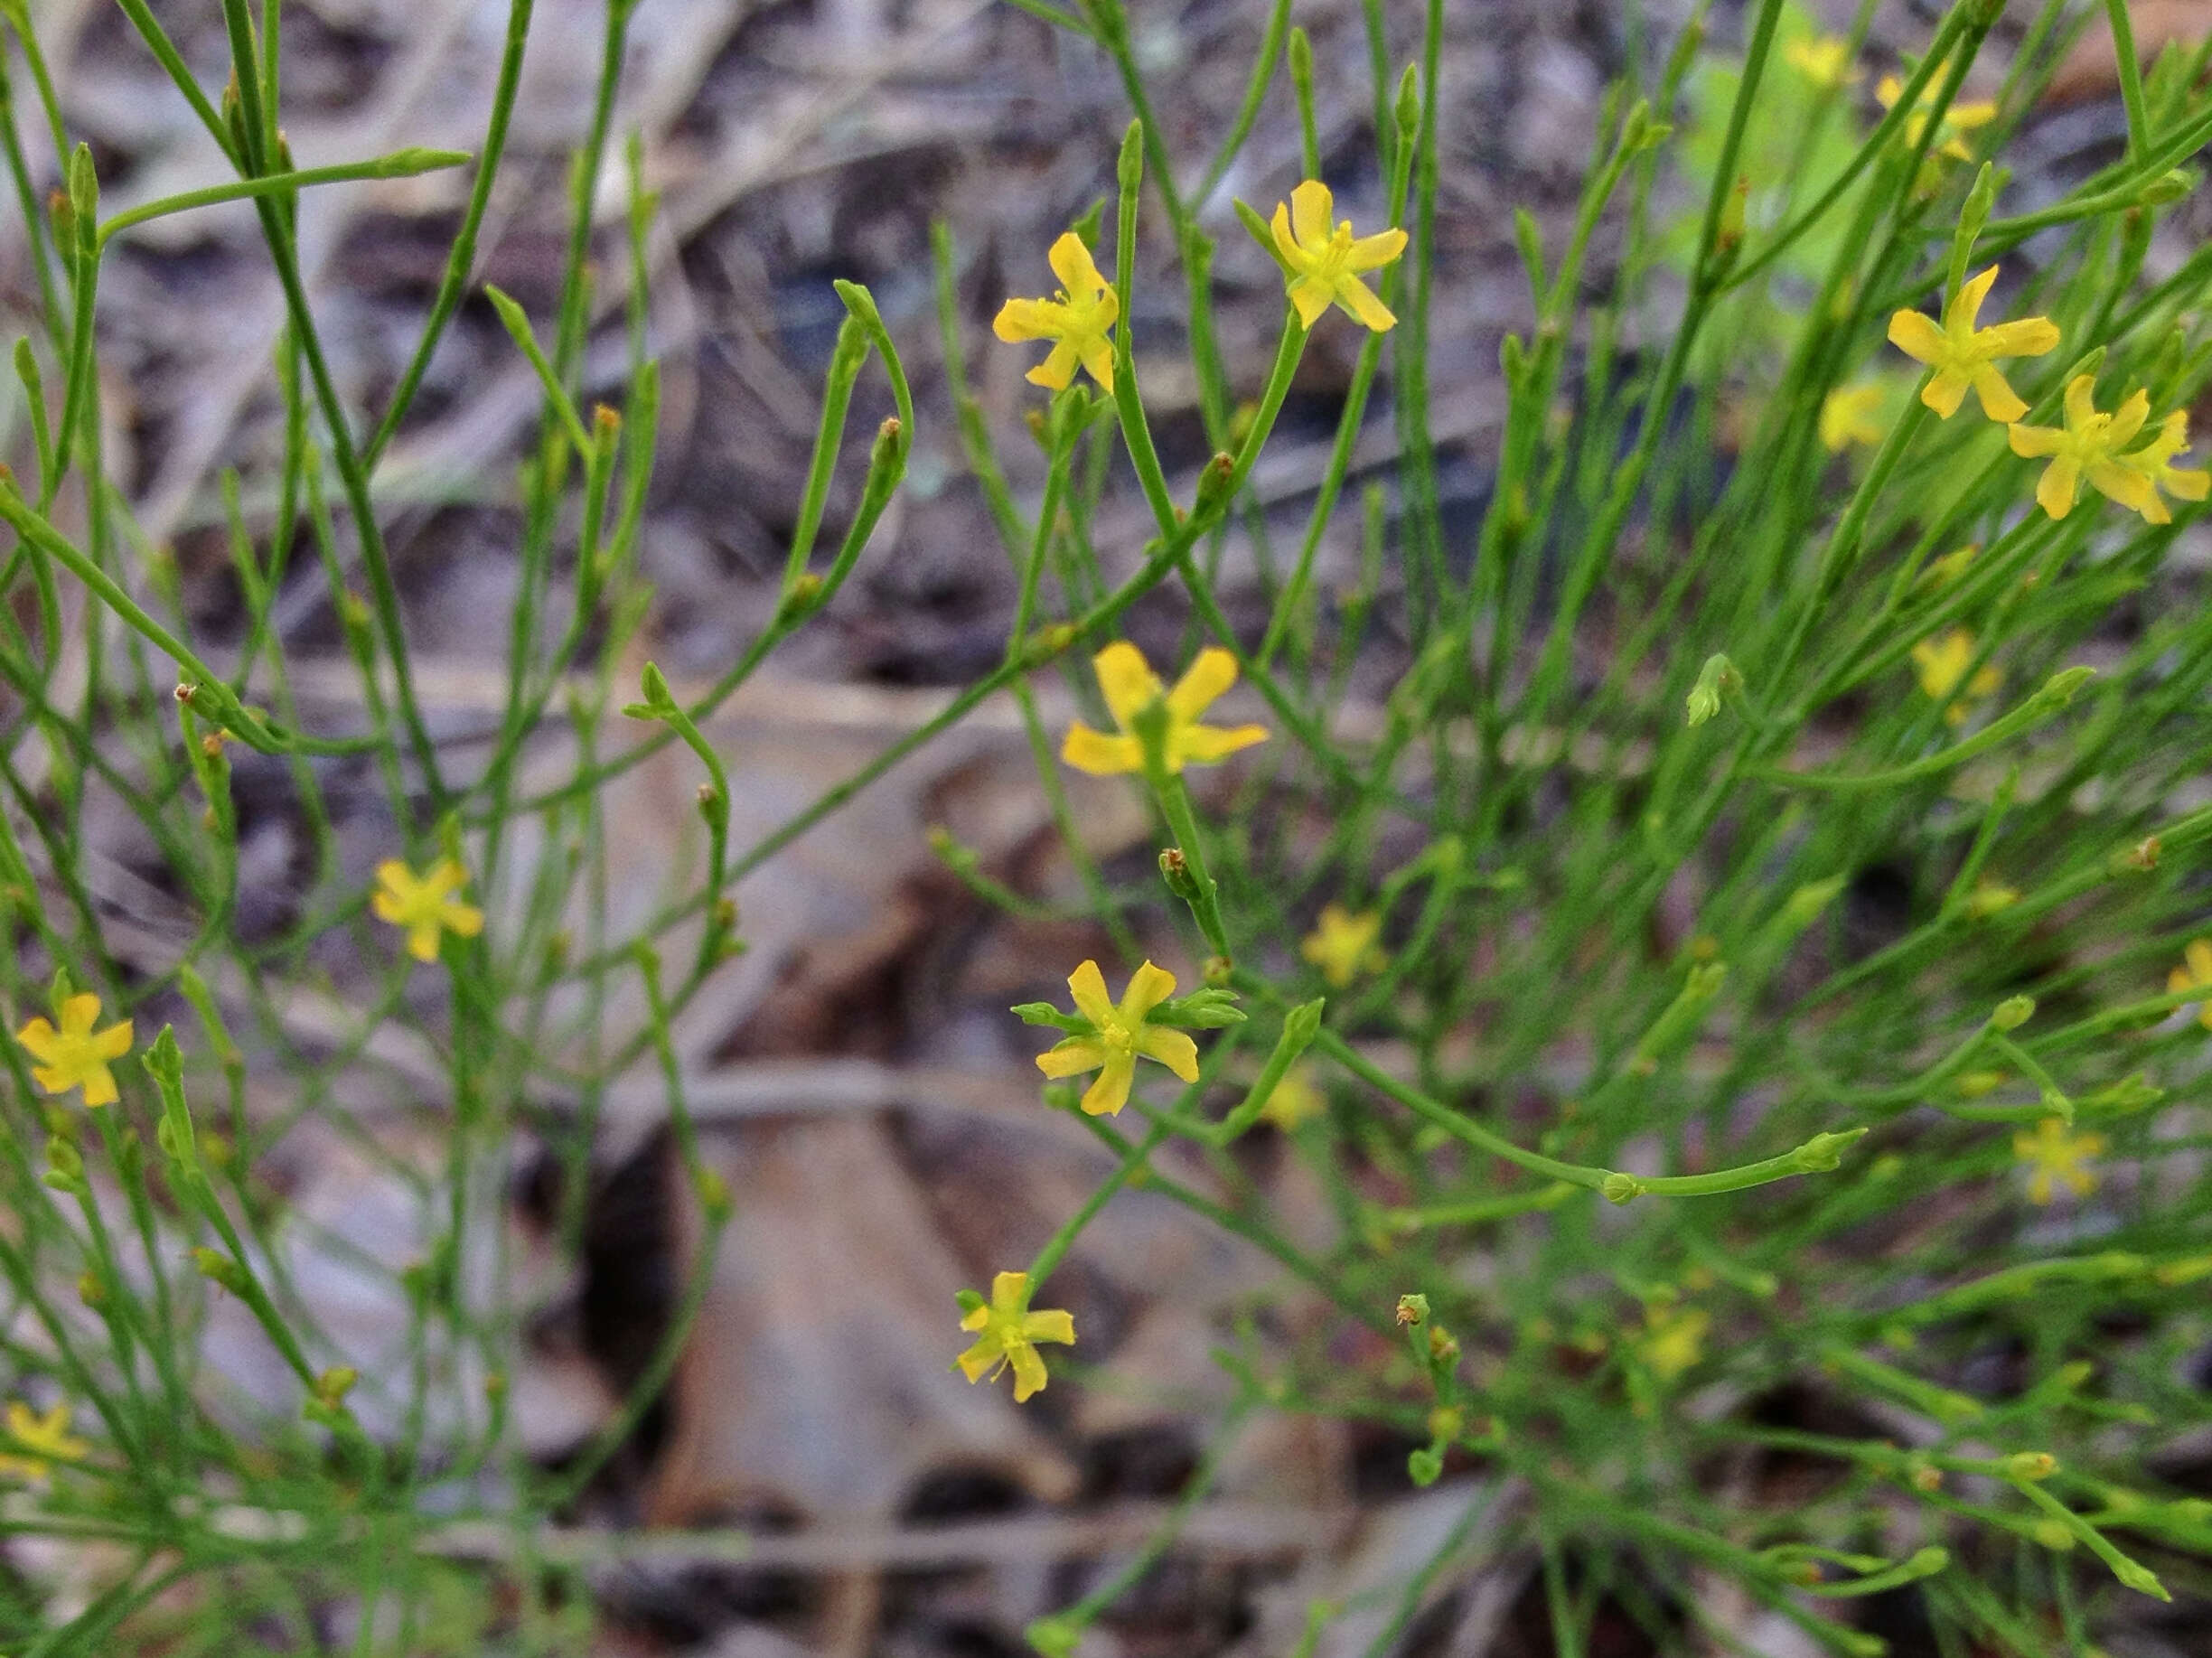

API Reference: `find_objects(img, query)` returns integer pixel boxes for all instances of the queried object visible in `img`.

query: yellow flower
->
[1875,73,1998,162]
[1300,904,1387,988]
[1261,179,1408,332]
[1259,1063,1326,1131]
[371,858,484,962]
[1061,642,1268,777]
[1785,35,1859,89]
[0,1401,88,1484]
[955,1269,1076,1402]
[16,994,134,1108]
[1035,960,1201,1117]
[1640,1305,1711,1381]
[2013,1117,2104,1205]
[2006,375,2159,520]
[990,230,1119,393]
[2168,939,2212,1030]
[1910,629,2001,726]
[1885,266,2059,423]
[2114,409,2211,525]
[1819,382,1886,452]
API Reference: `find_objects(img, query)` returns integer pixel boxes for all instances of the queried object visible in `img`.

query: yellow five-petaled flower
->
[991,230,1120,393]
[1910,629,2001,726]
[1784,35,1858,90]
[1886,266,2058,423]
[0,1400,88,1485]
[1035,959,1200,1118]
[2168,939,2212,1030]
[1301,904,1387,988]
[372,857,485,962]
[2013,1117,2104,1205]
[16,993,134,1108]
[1818,383,1886,452]
[1876,74,1997,163]
[1061,642,1268,778]
[2005,375,2207,523]
[955,1269,1076,1402]
[1262,180,1407,333]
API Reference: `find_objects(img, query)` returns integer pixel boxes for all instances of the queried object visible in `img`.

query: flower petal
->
[1269,201,1303,270]
[1036,1039,1108,1079]
[2111,387,2150,447]
[1953,264,2000,333]
[2006,421,2062,458]
[989,1269,1031,1314]
[1080,1051,1136,1116]
[1008,1342,1049,1401]
[992,298,1055,343]
[1120,960,1178,1019]
[77,1065,117,1109]
[1164,648,1238,722]
[1286,274,1336,330]
[1885,309,1946,366]
[1334,276,1398,333]
[1137,1025,1200,1083]
[59,995,102,1039]
[1979,317,2059,357]
[1025,341,1079,391]
[14,1018,57,1063]
[1170,722,1270,765]
[955,1335,1001,1382]
[1092,642,1160,730]
[1289,179,1333,249]
[91,1021,134,1062]
[1967,364,2026,424]
[2088,460,2160,520]
[1078,332,1116,392]
[1022,1308,1075,1345]
[2036,456,2079,520]
[1346,227,1408,272]
[2163,466,2209,501]
[1061,723,1143,775]
[1067,959,1115,1026]
[408,922,442,962]
[1047,230,1104,297]
[442,903,485,941]
[2062,374,2096,429]
[1919,369,1970,419]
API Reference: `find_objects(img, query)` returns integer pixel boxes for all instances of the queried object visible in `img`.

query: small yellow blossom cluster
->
[1033,959,1201,1119]
[2168,940,2212,1029]
[1875,74,1996,163]
[1301,903,1387,988]
[993,179,1405,393]
[0,1400,87,1485]
[954,1271,1075,1404]
[1910,629,2001,726]
[2013,1118,2104,1205]
[1887,266,2207,522]
[372,857,484,962]
[16,993,133,1108]
[1061,643,1267,777]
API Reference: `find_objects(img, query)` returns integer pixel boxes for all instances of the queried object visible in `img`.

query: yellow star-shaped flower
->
[1061,642,1268,778]
[2168,939,2212,1030]
[371,857,485,963]
[1639,1305,1711,1382]
[955,1269,1076,1402]
[1819,382,1886,452]
[1910,629,2001,726]
[2013,1117,2104,1205]
[1261,179,1407,333]
[991,231,1120,393]
[1034,959,1201,1117]
[2006,374,2154,520]
[1300,903,1387,988]
[16,993,134,1108]
[1876,73,1997,163]
[2114,409,2211,525]
[1886,265,2059,423]
[0,1401,88,1485]
[1784,35,1859,90]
